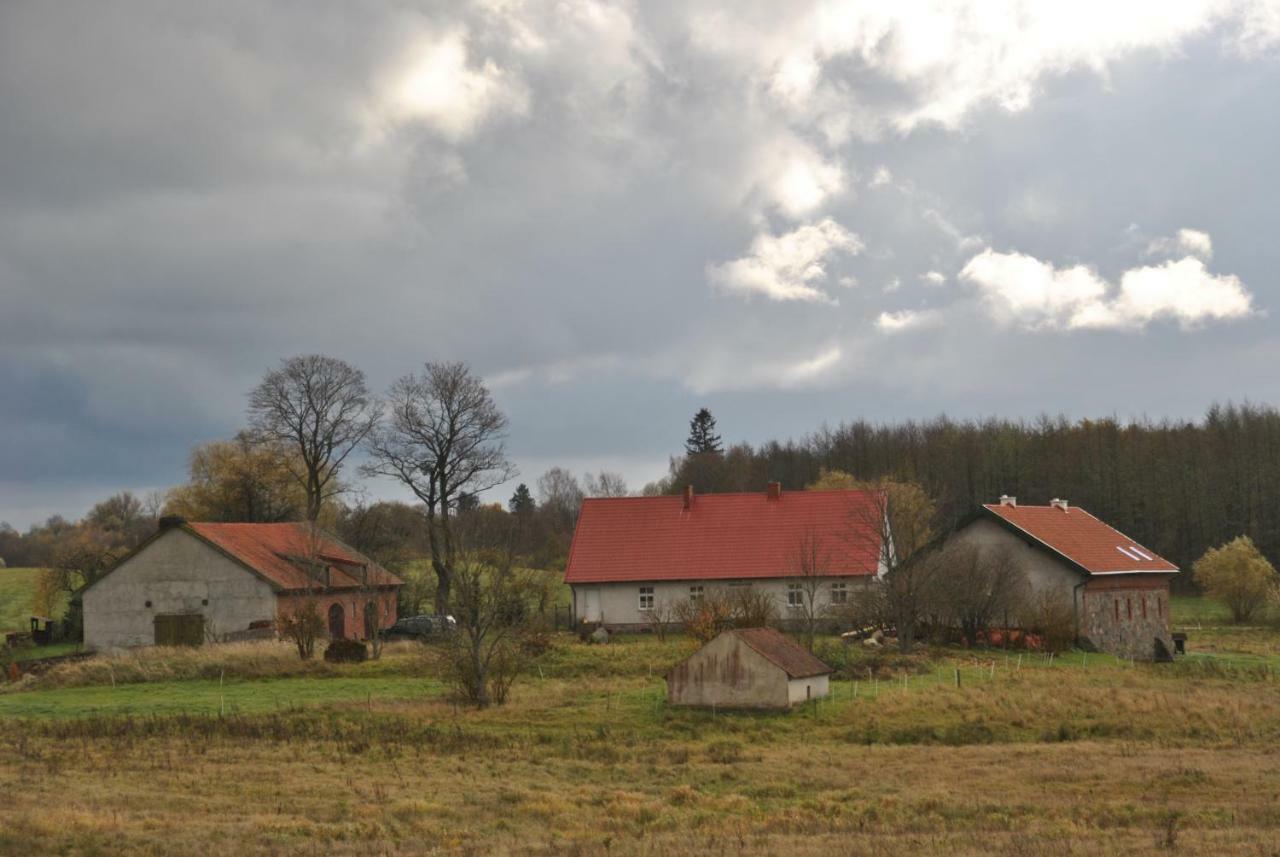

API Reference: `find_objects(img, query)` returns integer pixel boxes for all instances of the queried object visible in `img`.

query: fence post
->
[954,668,961,689]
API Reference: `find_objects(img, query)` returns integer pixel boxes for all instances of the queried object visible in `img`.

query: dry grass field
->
[3,605,1280,855]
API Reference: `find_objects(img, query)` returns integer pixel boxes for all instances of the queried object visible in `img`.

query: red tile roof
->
[186,522,403,592]
[732,627,832,678]
[563,488,883,584]
[982,503,1177,575]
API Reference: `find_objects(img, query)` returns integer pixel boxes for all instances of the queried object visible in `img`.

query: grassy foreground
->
[1,605,1279,854]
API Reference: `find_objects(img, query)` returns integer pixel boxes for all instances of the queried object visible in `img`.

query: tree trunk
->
[435,566,451,617]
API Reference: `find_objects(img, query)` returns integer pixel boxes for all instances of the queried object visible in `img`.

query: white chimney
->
[1050,498,1069,511]
[999,495,1017,507]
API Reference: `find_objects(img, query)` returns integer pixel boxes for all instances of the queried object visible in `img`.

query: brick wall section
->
[1080,574,1173,661]
[275,590,398,640]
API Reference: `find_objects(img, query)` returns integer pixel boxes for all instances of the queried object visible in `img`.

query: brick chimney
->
[1050,498,1069,511]
[766,481,782,501]
[998,495,1016,507]
[683,485,694,510]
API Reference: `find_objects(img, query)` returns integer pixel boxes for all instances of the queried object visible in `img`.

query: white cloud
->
[876,309,942,333]
[961,249,1109,329]
[1147,227,1214,260]
[385,29,529,142]
[1109,258,1253,327]
[883,276,902,293]
[920,270,947,286]
[763,143,847,218]
[869,166,893,187]
[708,219,863,303]
[960,245,1254,330]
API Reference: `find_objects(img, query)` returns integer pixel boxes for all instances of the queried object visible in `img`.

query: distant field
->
[2,614,1280,854]
[0,567,63,633]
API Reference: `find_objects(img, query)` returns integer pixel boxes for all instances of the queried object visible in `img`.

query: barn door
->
[328,603,345,639]
[154,614,204,647]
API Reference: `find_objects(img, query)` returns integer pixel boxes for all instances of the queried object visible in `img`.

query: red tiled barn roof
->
[732,627,832,678]
[982,503,1178,575]
[563,488,883,584]
[186,522,403,592]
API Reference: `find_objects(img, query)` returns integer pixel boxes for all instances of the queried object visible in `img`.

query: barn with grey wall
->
[82,528,277,651]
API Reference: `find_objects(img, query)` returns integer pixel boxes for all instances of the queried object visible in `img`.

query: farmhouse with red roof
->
[947,496,1178,660]
[82,518,401,651]
[563,482,886,629]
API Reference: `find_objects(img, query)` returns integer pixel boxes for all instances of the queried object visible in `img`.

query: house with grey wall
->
[944,496,1178,660]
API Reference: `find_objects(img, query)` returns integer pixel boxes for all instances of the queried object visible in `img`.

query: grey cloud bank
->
[2,1,1279,528]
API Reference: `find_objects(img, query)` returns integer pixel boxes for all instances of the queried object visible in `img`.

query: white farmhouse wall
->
[576,577,871,628]
[82,528,277,651]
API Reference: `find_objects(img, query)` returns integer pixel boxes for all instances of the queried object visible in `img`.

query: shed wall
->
[666,633,789,709]
[786,673,830,705]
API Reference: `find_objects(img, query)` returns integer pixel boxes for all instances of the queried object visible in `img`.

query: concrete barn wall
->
[82,528,276,652]
[1081,576,1173,661]
[667,632,790,709]
[576,577,872,629]
[787,673,830,706]
[947,517,1083,608]
[275,589,398,640]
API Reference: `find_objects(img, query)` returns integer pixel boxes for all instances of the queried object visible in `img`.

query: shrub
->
[1025,591,1075,652]
[1193,536,1277,623]
[277,599,325,660]
[323,639,368,663]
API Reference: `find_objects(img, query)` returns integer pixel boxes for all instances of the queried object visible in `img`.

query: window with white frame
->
[638,586,654,611]
[787,583,803,608]
[830,581,848,604]
[688,585,704,602]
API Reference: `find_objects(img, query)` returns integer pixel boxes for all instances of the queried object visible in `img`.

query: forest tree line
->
[656,402,1280,591]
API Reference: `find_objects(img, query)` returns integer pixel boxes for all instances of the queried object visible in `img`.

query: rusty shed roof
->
[732,627,832,679]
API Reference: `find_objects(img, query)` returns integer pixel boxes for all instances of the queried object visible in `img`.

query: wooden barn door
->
[328,603,345,639]
[154,614,204,647]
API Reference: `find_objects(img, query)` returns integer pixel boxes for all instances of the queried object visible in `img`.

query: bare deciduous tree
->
[442,546,548,707]
[847,480,939,652]
[538,467,584,530]
[248,354,378,521]
[935,542,1029,646]
[364,362,514,614]
[584,471,629,498]
[789,532,831,651]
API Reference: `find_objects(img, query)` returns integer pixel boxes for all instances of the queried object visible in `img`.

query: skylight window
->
[1130,546,1153,560]
[1116,545,1143,561]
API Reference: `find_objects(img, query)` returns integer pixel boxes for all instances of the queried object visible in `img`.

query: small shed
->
[666,627,832,710]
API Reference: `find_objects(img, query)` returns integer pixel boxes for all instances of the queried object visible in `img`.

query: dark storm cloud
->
[2,0,1279,527]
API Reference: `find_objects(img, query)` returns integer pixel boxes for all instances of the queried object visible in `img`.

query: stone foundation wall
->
[1080,577,1173,661]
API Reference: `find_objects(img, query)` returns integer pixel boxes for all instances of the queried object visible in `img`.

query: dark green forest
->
[666,402,1280,590]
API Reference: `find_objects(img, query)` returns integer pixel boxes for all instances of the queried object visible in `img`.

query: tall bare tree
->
[847,480,940,652]
[789,531,831,651]
[584,470,629,498]
[364,362,514,614]
[247,354,378,521]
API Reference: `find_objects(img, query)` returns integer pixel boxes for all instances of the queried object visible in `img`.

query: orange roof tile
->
[982,503,1177,575]
[564,488,883,584]
[186,522,403,592]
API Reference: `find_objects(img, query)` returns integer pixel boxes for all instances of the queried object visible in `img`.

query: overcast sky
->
[3,1,1279,528]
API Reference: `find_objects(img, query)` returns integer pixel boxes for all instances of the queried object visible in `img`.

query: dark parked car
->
[385,614,456,640]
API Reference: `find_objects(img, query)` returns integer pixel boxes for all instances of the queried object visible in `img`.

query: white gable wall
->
[82,527,277,651]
